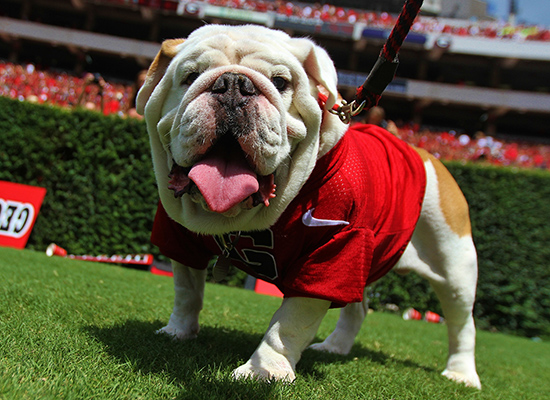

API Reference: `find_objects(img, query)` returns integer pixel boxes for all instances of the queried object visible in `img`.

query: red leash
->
[328,0,424,123]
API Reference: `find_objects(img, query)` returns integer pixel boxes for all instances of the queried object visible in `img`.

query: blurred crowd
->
[2,59,549,170]
[398,124,550,170]
[109,0,550,42]
[412,17,550,42]
[0,61,137,117]
[361,106,550,170]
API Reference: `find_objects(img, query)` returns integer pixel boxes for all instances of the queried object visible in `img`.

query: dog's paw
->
[155,325,198,340]
[308,340,352,355]
[442,369,481,390]
[231,360,296,383]
[155,317,199,341]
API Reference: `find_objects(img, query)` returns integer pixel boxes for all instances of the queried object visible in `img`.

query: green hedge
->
[1,97,549,338]
[453,164,550,338]
[365,159,550,338]
[0,97,158,256]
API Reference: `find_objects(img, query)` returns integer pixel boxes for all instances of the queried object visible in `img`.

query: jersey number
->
[215,230,278,281]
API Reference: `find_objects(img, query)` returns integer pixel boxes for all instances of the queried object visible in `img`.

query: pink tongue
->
[188,150,259,213]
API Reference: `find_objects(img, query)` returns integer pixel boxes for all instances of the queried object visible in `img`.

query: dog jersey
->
[151,124,426,306]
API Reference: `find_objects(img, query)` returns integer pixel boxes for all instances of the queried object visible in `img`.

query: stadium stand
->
[0,60,134,115]
[2,56,549,170]
[99,0,550,41]
[399,125,550,170]
[1,0,549,143]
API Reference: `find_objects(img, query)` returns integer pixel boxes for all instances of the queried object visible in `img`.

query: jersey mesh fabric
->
[151,123,426,306]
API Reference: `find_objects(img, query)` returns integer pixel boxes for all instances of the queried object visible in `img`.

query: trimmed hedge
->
[0,97,158,256]
[364,160,550,338]
[452,164,550,338]
[1,97,549,338]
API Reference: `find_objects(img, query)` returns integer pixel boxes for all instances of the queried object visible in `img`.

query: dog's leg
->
[156,261,207,340]
[308,288,369,355]
[396,234,481,389]
[394,154,481,389]
[433,259,480,390]
[232,297,330,382]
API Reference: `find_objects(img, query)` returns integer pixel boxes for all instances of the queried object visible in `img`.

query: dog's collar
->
[317,92,337,113]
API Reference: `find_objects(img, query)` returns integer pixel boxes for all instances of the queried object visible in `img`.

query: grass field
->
[1,246,549,399]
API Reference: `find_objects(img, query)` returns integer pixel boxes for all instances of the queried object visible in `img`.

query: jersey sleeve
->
[150,202,213,269]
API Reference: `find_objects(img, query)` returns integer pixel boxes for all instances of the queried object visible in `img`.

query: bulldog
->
[137,24,481,389]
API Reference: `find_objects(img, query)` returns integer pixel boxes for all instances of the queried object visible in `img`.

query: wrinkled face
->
[138,25,340,234]
[159,35,302,216]
[164,41,299,178]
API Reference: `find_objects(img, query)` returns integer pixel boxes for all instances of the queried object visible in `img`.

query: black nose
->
[211,72,258,99]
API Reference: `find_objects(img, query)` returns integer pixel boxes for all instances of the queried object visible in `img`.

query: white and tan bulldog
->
[137,24,481,389]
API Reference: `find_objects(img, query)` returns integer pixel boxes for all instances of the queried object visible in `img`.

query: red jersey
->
[151,124,426,306]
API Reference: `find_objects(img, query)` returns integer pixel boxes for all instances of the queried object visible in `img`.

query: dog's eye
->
[182,72,200,86]
[271,76,288,92]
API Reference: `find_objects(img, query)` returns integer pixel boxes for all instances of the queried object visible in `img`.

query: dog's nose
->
[211,72,258,98]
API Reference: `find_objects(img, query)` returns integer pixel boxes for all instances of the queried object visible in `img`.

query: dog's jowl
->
[137,24,481,389]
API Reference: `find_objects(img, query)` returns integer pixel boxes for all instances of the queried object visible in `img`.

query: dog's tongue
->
[188,148,259,213]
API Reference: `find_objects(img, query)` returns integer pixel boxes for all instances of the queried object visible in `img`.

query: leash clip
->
[329,99,366,124]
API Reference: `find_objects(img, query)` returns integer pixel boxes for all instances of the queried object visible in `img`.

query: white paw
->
[442,369,481,390]
[232,360,296,383]
[155,317,199,341]
[309,340,352,355]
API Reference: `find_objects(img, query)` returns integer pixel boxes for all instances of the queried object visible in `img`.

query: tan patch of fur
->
[147,38,186,80]
[413,147,472,237]
[137,39,186,115]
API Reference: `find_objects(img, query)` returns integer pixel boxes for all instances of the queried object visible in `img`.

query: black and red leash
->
[328,0,424,123]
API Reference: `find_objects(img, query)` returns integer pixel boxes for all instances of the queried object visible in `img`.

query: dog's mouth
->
[168,139,276,214]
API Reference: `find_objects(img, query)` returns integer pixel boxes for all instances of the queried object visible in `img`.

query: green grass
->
[1,247,549,399]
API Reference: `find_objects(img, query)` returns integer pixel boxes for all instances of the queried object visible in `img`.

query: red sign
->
[0,181,47,249]
[255,279,283,298]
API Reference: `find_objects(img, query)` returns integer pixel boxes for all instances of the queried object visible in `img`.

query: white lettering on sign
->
[0,199,35,238]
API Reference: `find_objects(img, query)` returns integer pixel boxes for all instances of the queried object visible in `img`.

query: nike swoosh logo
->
[302,208,350,227]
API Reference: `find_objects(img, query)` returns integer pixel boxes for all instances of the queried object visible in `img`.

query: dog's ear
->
[136,38,185,115]
[289,39,338,111]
